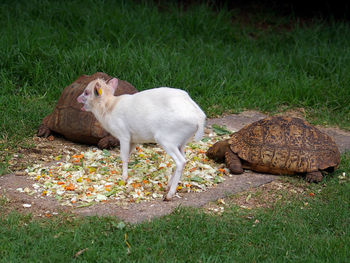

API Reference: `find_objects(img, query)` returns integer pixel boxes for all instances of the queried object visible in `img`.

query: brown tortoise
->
[206,116,340,182]
[37,72,138,149]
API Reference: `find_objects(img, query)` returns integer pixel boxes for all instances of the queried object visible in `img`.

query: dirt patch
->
[1,111,350,223]
[0,170,276,223]
[5,136,92,174]
[203,178,313,216]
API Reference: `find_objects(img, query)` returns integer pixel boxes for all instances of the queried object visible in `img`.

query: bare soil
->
[1,111,349,223]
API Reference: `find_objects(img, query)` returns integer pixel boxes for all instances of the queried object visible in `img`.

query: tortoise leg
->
[225,150,244,174]
[97,135,120,149]
[37,124,51,138]
[305,171,323,183]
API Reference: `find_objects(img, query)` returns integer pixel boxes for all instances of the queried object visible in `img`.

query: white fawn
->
[77,78,206,200]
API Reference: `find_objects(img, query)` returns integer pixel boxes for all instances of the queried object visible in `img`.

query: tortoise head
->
[206,139,231,163]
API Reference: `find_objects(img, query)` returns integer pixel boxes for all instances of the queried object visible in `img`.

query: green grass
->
[1,0,350,146]
[1,153,349,262]
[1,1,350,262]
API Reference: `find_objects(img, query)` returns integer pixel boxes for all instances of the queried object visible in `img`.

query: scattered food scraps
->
[23,133,231,206]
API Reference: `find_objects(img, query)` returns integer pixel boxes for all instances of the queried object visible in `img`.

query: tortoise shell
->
[37,72,137,147]
[229,116,340,175]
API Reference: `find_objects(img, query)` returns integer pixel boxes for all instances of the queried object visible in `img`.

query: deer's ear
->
[108,78,119,93]
[94,82,102,97]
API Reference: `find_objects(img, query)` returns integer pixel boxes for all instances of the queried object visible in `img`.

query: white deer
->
[77,78,206,200]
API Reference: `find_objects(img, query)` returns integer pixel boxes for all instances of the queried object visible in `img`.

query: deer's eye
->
[84,90,89,96]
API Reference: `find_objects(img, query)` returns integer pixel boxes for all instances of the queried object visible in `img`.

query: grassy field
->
[1,0,350,146]
[0,0,350,262]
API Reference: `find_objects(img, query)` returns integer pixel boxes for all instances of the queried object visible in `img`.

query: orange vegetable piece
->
[132,183,141,188]
[65,184,76,191]
[57,181,65,185]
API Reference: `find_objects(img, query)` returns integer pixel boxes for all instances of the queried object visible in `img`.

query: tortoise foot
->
[37,124,51,138]
[305,171,323,183]
[225,151,244,174]
[98,135,120,149]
